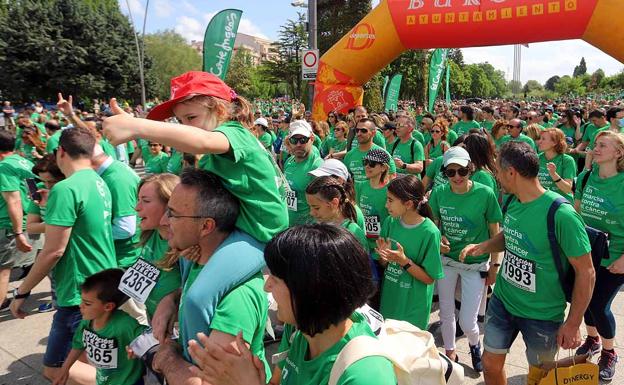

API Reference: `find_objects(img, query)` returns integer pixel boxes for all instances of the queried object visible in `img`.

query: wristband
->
[13,288,30,299]
[401,163,407,170]
[553,178,562,183]
[402,261,412,270]
[12,232,23,236]
[493,263,501,267]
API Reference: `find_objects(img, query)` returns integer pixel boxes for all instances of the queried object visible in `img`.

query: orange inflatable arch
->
[312,0,624,120]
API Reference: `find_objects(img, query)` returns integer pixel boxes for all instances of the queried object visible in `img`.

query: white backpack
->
[328,319,464,385]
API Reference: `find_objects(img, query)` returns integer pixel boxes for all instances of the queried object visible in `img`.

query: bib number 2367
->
[501,250,536,293]
[119,259,160,303]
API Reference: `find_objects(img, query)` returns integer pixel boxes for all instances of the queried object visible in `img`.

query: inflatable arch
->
[312,0,624,120]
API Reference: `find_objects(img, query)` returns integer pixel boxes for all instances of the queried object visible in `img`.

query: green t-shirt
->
[145,152,170,174]
[481,120,495,132]
[344,145,396,184]
[72,310,147,385]
[46,130,62,153]
[389,138,424,175]
[588,124,618,150]
[452,120,481,136]
[46,169,117,306]
[259,131,274,151]
[100,160,141,268]
[538,153,576,203]
[498,134,537,151]
[321,137,347,157]
[430,182,502,263]
[494,191,592,321]
[582,122,610,148]
[180,271,271,379]
[280,312,396,385]
[138,231,180,319]
[198,121,288,243]
[411,129,425,147]
[355,181,389,250]
[100,138,117,160]
[341,219,368,252]
[284,153,322,226]
[446,130,459,146]
[137,139,153,164]
[426,140,448,160]
[378,217,444,329]
[575,170,624,267]
[424,156,447,191]
[166,148,184,175]
[471,169,498,195]
[313,134,322,150]
[0,154,35,229]
[558,124,576,145]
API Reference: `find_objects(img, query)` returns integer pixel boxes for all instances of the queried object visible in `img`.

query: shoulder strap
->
[390,138,399,155]
[410,139,416,162]
[328,336,385,385]
[501,195,515,215]
[580,170,592,196]
[546,197,570,289]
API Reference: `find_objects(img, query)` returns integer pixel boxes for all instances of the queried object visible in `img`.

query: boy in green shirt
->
[54,269,147,385]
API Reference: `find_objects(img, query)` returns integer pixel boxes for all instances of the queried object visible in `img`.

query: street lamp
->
[291,0,317,110]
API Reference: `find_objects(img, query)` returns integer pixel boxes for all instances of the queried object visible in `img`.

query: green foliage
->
[555,75,586,96]
[317,0,371,55]
[263,13,308,99]
[225,48,253,97]
[381,49,428,105]
[144,30,201,99]
[447,60,471,99]
[573,57,587,77]
[448,49,464,68]
[523,80,543,94]
[363,73,384,112]
[544,75,560,91]
[0,0,151,103]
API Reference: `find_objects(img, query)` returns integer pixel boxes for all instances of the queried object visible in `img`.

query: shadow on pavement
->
[0,353,46,385]
[0,293,54,323]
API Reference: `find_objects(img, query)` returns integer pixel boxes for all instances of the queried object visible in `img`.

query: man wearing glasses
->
[344,118,396,184]
[391,115,425,176]
[284,120,322,226]
[153,168,270,385]
[498,119,537,151]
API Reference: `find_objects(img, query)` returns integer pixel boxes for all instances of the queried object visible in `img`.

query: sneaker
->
[0,298,11,312]
[576,335,601,357]
[37,302,55,313]
[469,342,483,372]
[598,349,618,381]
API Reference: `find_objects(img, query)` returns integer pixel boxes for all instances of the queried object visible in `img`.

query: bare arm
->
[26,213,45,234]
[18,225,71,293]
[405,160,424,174]
[52,348,84,385]
[2,191,24,234]
[566,253,595,326]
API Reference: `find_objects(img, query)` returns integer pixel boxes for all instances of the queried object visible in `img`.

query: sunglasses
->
[149,143,160,147]
[289,136,310,145]
[355,128,370,134]
[363,159,382,167]
[444,167,470,178]
[430,130,442,134]
[507,124,521,129]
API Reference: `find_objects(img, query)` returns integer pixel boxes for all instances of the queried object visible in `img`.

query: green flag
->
[428,48,448,112]
[384,74,402,112]
[382,75,390,101]
[445,62,451,106]
[202,9,243,79]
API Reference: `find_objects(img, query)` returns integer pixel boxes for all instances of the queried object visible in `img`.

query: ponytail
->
[306,176,357,223]
[387,175,433,220]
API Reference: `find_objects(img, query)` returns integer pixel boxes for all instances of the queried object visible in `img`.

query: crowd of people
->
[0,70,623,385]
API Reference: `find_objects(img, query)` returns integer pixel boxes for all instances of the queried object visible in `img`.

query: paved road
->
[1,270,622,385]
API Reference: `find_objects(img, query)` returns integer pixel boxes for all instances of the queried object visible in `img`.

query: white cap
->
[309,159,350,181]
[289,120,313,138]
[254,117,268,128]
[443,146,471,167]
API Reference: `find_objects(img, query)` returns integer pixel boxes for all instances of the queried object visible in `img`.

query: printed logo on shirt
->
[439,206,474,240]
[83,329,118,369]
[581,186,614,222]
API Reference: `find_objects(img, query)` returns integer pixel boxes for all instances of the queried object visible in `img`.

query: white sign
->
[301,49,319,80]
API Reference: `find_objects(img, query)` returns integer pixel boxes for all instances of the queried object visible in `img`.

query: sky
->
[119,0,623,84]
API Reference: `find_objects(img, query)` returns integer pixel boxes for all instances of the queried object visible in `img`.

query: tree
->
[363,73,384,112]
[465,64,494,97]
[447,60,471,99]
[555,75,585,96]
[544,75,561,91]
[263,13,308,99]
[381,49,428,105]
[573,57,587,77]
[145,30,201,99]
[523,80,543,94]
[0,0,152,103]
[476,63,507,97]
[507,80,522,95]
[225,48,253,97]
[448,49,465,68]
[588,69,605,91]
[317,0,372,55]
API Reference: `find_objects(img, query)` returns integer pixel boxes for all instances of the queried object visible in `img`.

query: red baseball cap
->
[146,71,237,121]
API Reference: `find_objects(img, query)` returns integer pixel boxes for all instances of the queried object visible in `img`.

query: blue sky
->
[119,0,624,84]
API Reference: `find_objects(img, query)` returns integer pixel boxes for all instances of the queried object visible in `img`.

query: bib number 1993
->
[501,250,536,293]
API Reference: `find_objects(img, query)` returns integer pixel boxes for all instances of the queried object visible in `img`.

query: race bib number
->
[83,330,118,369]
[364,215,380,238]
[501,250,536,293]
[119,259,160,303]
[286,190,297,211]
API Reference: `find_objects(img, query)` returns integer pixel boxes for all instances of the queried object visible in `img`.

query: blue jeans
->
[43,306,82,367]
[483,295,561,366]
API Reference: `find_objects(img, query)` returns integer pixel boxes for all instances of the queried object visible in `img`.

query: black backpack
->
[390,138,416,163]
[502,193,608,302]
